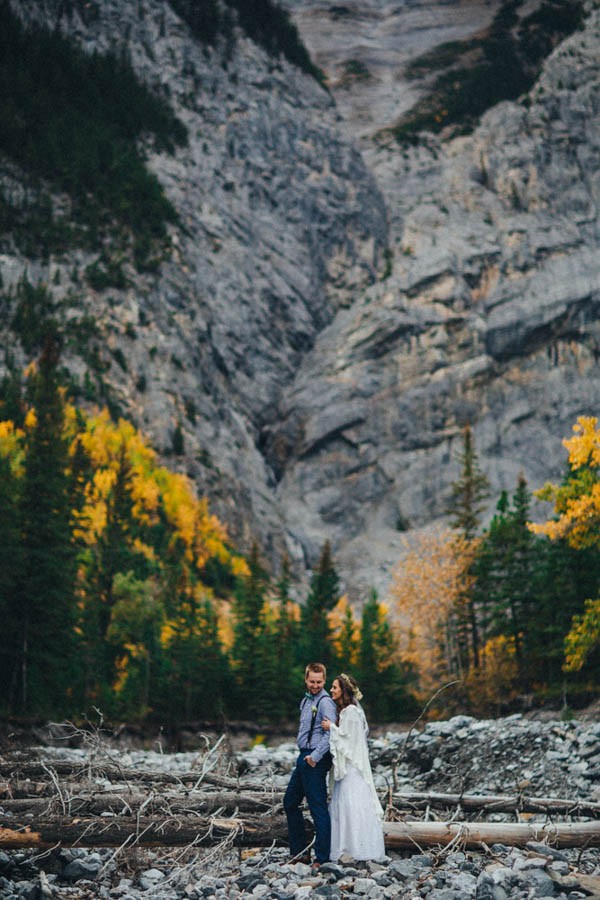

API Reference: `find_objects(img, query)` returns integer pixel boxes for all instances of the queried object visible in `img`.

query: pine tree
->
[0,451,22,706]
[270,555,302,717]
[447,423,490,668]
[15,335,79,713]
[473,475,538,685]
[359,590,415,721]
[334,600,358,671]
[301,540,341,666]
[230,543,269,718]
[448,424,490,540]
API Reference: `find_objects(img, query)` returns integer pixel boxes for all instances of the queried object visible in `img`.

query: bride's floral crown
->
[339,672,363,701]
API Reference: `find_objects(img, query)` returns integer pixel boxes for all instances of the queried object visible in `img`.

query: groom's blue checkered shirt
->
[296,689,337,763]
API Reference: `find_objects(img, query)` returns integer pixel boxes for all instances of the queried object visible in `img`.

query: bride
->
[322,673,385,862]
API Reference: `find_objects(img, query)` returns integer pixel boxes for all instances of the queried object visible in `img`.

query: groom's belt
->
[299,747,314,752]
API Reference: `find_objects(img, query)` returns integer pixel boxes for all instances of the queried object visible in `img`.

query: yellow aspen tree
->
[388,527,474,700]
[531,416,600,547]
[328,595,359,669]
[530,416,600,671]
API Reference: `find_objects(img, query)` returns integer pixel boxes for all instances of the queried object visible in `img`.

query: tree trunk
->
[1,816,599,851]
[384,820,600,850]
[0,814,288,848]
[391,790,600,817]
[0,790,281,815]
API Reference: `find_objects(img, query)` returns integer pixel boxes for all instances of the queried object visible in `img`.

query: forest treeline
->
[1,332,600,724]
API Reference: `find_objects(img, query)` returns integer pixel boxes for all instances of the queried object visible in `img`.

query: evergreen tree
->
[473,475,538,685]
[358,590,415,721]
[535,539,600,687]
[230,543,269,718]
[14,335,78,713]
[79,447,143,704]
[447,423,490,537]
[157,587,231,722]
[447,423,490,668]
[0,451,22,707]
[270,555,302,718]
[301,540,341,666]
[335,602,358,672]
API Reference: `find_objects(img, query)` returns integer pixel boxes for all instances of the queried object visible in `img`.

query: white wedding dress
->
[328,703,385,862]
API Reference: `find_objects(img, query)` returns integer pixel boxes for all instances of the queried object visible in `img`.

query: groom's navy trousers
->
[284,748,332,863]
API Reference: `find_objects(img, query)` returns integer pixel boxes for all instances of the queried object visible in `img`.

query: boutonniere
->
[311,705,317,714]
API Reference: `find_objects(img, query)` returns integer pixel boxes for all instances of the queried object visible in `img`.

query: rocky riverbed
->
[1,712,600,898]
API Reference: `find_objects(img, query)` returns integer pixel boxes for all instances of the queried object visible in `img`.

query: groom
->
[283,662,337,866]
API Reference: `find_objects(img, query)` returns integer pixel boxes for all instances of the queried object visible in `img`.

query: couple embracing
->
[283,662,385,867]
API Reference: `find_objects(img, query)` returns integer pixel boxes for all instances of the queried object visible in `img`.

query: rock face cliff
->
[271,0,600,596]
[268,0,600,595]
[2,0,600,599]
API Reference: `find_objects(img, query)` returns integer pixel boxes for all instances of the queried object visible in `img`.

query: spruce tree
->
[473,475,538,685]
[230,543,269,718]
[271,555,301,717]
[447,423,490,668]
[448,424,490,540]
[358,590,414,721]
[15,335,78,713]
[301,540,340,667]
[0,452,22,707]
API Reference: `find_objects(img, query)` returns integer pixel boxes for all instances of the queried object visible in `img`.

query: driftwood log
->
[383,820,600,850]
[2,750,600,853]
[0,761,265,792]
[4,788,599,818]
[0,814,288,849]
[1,816,600,850]
[0,790,281,815]
[391,790,600,817]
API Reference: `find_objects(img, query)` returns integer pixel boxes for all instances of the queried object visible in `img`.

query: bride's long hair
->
[334,672,362,714]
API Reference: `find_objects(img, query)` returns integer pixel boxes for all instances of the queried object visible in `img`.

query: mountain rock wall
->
[2,0,599,599]
[268,1,600,596]
[1,0,386,571]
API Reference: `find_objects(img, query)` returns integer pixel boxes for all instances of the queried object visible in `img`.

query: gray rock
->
[476,875,508,900]
[137,867,166,890]
[526,843,569,862]
[62,858,102,882]
[520,868,557,897]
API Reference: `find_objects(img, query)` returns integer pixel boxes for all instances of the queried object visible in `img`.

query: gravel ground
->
[1,711,599,898]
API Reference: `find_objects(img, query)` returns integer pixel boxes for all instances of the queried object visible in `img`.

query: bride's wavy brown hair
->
[333,673,361,713]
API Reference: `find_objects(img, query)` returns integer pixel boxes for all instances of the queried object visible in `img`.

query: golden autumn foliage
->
[388,528,475,700]
[530,416,600,548]
[69,408,244,578]
[563,599,600,672]
[531,416,600,672]
[463,635,519,714]
[0,420,26,475]
[3,398,237,585]
[328,595,359,667]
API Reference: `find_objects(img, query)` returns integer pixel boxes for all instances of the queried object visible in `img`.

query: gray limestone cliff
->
[1,0,599,599]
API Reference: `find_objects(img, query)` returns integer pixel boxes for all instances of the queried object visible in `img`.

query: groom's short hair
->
[305,662,326,679]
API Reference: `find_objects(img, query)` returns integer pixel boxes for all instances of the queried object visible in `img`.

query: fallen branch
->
[0,760,268,793]
[391,790,600,817]
[0,814,288,849]
[0,790,282,816]
[383,820,600,850]
[1,816,599,851]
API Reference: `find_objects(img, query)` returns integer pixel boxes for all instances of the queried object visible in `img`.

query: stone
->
[62,858,102,882]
